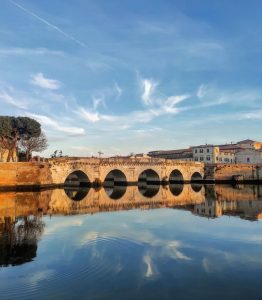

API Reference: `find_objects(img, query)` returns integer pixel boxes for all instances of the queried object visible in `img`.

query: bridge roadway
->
[49,157,204,186]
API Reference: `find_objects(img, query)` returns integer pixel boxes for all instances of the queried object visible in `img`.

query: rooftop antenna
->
[98,151,104,158]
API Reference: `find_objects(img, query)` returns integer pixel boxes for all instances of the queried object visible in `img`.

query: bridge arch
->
[64,170,91,187]
[138,169,160,184]
[169,169,184,183]
[103,169,127,187]
[191,171,203,182]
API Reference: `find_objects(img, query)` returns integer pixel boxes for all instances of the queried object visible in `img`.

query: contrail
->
[7,0,88,48]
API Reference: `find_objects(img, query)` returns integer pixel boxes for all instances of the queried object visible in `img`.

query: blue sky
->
[0,0,261,156]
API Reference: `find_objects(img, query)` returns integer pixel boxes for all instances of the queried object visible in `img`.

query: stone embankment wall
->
[205,164,262,182]
[0,162,52,190]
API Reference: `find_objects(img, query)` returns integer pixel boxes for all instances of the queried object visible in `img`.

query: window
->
[216,156,219,161]
[200,149,204,153]
[200,157,204,161]
[195,157,198,161]
[206,156,210,161]
[195,149,197,153]
[247,157,250,163]
[207,148,210,153]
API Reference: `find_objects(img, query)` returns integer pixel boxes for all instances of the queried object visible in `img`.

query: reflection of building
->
[193,199,262,220]
[194,200,222,218]
[148,139,262,163]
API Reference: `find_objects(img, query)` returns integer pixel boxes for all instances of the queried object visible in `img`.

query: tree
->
[0,116,41,162]
[19,132,48,161]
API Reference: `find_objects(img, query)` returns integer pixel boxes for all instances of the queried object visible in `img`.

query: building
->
[192,145,219,163]
[148,148,193,161]
[237,139,262,150]
[148,139,262,164]
[235,149,262,164]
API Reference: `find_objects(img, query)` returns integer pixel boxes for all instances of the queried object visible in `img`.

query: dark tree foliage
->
[0,116,41,162]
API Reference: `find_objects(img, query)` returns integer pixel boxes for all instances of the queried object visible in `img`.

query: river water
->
[0,184,262,300]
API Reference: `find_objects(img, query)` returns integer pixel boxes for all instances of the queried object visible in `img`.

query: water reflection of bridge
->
[0,184,261,220]
[1,184,262,266]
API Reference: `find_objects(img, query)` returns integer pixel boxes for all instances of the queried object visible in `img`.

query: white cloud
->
[92,96,105,110]
[197,84,206,98]
[77,107,101,123]
[26,113,85,136]
[141,78,158,105]
[163,95,191,113]
[196,85,262,108]
[75,78,190,130]
[0,47,64,56]
[0,89,28,109]
[31,73,62,90]
[236,110,262,120]
[114,82,123,98]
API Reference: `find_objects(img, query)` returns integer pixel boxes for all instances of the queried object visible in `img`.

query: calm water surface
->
[0,184,262,300]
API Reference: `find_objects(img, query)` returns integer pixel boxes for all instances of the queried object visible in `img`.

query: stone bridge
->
[49,157,205,186]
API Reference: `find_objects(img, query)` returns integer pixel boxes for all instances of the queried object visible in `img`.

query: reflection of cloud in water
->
[165,241,191,260]
[44,218,84,236]
[201,246,262,274]
[27,269,55,285]
[143,254,158,278]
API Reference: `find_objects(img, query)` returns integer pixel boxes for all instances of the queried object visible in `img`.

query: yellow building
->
[237,139,262,150]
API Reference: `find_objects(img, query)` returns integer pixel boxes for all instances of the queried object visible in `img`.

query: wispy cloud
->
[26,113,85,136]
[196,84,262,108]
[92,95,106,110]
[31,73,62,90]
[114,82,122,98]
[141,78,158,106]
[235,110,262,120]
[0,88,28,109]
[76,76,190,129]
[8,0,87,48]
[0,47,64,56]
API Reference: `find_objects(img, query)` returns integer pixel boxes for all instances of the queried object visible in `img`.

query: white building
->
[235,149,262,164]
[192,145,235,163]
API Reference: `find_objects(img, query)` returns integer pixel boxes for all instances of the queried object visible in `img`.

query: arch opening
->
[64,187,90,201]
[169,169,184,183]
[105,186,127,200]
[191,172,203,182]
[170,184,184,196]
[138,169,160,185]
[64,170,91,187]
[104,169,127,187]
